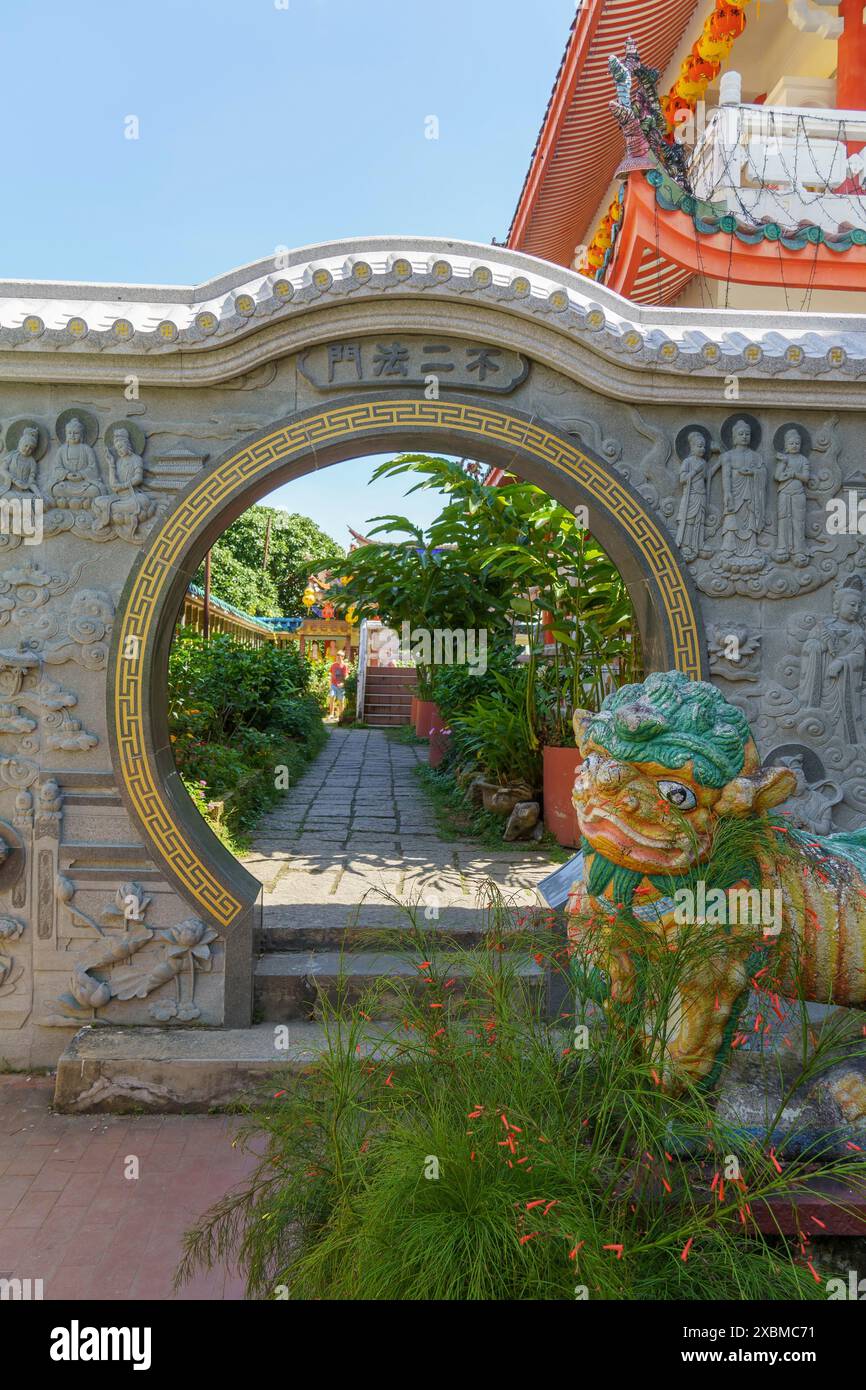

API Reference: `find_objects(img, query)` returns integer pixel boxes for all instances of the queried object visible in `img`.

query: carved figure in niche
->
[774,425,811,567]
[674,427,713,561]
[798,575,866,745]
[772,753,843,835]
[719,417,766,574]
[0,424,44,499]
[48,416,101,510]
[92,425,157,539]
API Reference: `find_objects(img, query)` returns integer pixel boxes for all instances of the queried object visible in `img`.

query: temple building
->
[508,0,866,309]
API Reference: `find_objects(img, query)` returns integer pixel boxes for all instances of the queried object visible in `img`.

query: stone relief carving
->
[0,916,25,999]
[773,425,811,566]
[674,426,714,562]
[41,879,218,1027]
[687,414,853,598]
[0,560,115,670]
[768,574,866,746]
[0,648,98,753]
[0,422,46,499]
[765,750,843,835]
[91,423,158,541]
[0,412,164,550]
[706,622,761,682]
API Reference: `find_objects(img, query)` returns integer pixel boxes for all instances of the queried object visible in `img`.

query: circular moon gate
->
[109,394,707,929]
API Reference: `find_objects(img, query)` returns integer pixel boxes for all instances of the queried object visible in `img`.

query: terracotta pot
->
[410,696,419,724]
[414,699,438,739]
[542,745,583,847]
[428,725,451,768]
[482,782,535,817]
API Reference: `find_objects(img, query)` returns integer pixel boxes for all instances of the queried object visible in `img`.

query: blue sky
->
[3,0,575,541]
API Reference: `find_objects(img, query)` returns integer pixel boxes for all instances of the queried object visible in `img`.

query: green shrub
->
[168,629,326,846]
[449,667,541,789]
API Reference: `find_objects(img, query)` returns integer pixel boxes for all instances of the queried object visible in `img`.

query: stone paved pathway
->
[0,726,558,1301]
[244,726,557,934]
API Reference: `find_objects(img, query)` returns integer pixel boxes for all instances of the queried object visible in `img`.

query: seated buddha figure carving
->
[0,425,43,500]
[48,417,101,511]
[92,427,157,540]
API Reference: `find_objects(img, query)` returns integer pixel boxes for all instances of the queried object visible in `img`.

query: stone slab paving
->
[246,727,558,933]
[0,1075,258,1300]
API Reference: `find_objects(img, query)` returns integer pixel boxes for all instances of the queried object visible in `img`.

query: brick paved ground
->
[0,1076,258,1300]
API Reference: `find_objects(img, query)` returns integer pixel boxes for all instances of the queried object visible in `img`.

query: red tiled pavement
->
[0,1075,260,1300]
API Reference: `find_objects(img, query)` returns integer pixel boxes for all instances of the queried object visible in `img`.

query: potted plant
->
[449,671,541,814]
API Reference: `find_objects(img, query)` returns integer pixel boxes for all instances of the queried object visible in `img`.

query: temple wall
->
[1,238,864,1066]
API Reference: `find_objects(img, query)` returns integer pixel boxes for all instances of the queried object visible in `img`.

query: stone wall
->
[1,237,864,1067]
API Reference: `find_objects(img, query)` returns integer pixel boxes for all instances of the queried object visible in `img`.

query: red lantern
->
[710,0,747,42]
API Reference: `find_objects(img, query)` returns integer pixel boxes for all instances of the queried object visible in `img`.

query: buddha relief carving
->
[92,424,158,541]
[48,412,101,511]
[0,423,45,500]
[674,426,714,562]
[797,575,866,746]
[773,424,811,567]
[719,416,767,575]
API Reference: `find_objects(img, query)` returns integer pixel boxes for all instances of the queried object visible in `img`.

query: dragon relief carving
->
[41,879,219,1027]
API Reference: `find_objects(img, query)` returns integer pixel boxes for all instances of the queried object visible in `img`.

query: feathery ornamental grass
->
[176,885,866,1300]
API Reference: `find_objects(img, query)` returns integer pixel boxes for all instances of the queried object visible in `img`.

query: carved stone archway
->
[0,235,864,1067]
[109,393,707,939]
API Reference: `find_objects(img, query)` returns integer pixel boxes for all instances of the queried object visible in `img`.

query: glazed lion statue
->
[566,670,866,1092]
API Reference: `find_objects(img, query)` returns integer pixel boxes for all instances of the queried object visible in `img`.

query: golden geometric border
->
[113,397,703,928]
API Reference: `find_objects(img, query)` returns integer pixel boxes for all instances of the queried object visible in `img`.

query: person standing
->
[328,649,348,721]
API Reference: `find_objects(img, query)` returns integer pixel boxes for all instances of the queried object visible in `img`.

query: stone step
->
[53,1023,398,1114]
[257,908,534,952]
[254,949,546,1021]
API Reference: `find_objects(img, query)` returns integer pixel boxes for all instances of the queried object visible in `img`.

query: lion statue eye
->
[657,779,697,811]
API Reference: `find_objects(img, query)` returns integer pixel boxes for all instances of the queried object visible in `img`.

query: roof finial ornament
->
[608,38,692,192]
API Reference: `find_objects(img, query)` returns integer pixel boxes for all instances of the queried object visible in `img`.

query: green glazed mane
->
[584,671,751,788]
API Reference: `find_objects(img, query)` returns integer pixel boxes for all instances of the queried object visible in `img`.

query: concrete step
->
[257,912,522,953]
[53,1023,399,1113]
[253,949,545,1021]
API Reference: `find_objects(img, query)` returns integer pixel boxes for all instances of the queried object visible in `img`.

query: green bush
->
[176,889,865,1301]
[168,629,326,847]
[448,666,541,790]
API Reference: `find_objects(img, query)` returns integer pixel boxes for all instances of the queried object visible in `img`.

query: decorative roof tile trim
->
[186,583,275,632]
[0,238,864,385]
[647,169,866,253]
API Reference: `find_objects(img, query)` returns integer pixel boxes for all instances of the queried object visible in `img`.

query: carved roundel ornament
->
[773,421,812,456]
[674,423,713,462]
[55,407,99,446]
[5,419,49,459]
[720,411,762,451]
[105,419,146,456]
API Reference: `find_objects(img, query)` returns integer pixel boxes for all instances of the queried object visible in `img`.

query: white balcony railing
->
[688,101,866,235]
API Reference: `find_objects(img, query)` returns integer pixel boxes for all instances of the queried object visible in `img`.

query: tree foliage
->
[195,506,345,617]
